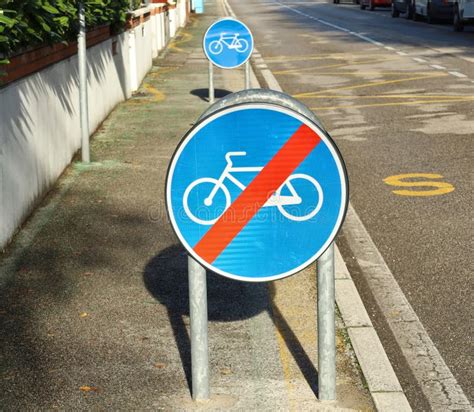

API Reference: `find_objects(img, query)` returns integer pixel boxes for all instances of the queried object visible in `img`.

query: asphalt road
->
[227,0,473,408]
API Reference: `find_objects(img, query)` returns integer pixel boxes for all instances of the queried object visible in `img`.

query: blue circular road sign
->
[166,103,348,282]
[203,18,254,69]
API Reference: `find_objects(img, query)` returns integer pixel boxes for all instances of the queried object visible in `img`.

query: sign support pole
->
[244,60,251,89]
[317,242,336,400]
[78,2,90,163]
[188,256,210,400]
[208,61,215,104]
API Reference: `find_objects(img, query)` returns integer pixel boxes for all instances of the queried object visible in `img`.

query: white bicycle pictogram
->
[183,151,324,225]
[208,33,249,55]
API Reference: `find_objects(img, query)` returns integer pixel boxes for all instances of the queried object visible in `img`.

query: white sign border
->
[166,103,349,282]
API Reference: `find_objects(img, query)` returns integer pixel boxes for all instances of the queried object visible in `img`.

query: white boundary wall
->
[178,0,188,27]
[150,5,167,57]
[0,2,189,248]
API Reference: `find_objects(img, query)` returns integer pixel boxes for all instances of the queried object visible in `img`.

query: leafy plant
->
[0,0,137,62]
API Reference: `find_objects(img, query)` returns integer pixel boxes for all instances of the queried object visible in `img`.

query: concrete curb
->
[335,249,411,411]
[221,0,411,409]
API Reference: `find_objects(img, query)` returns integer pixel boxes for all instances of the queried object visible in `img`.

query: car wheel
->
[391,2,400,16]
[360,2,366,9]
[453,5,464,31]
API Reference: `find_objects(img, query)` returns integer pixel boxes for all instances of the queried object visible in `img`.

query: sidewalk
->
[0,1,374,410]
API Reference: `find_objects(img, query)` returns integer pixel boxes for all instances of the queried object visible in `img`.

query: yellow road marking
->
[143,83,166,102]
[294,73,448,98]
[384,173,455,196]
[267,55,341,63]
[311,97,474,110]
[168,44,184,53]
[175,31,193,45]
[308,94,474,99]
[265,51,382,62]
[269,283,298,411]
[274,57,399,75]
[169,32,193,52]
[273,316,297,411]
[129,83,166,105]
[268,275,318,410]
[148,67,177,78]
[295,71,439,76]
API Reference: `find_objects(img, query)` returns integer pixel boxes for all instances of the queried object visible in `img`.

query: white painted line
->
[279,0,391,48]
[343,204,471,410]
[431,64,447,70]
[259,69,283,91]
[272,0,472,83]
[278,1,387,47]
[449,71,468,78]
[352,33,382,46]
[222,0,236,16]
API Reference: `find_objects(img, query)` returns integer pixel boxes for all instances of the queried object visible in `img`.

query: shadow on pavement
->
[190,88,232,102]
[143,244,319,398]
[268,283,319,397]
[143,244,268,393]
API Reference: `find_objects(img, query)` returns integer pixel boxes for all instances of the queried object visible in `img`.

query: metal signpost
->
[317,242,336,400]
[78,1,90,163]
[166,90,348,401]
[203,18,254,103]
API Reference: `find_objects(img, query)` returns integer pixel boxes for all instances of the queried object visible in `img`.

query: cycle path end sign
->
[203,18,254,69]
[166,102,348,282]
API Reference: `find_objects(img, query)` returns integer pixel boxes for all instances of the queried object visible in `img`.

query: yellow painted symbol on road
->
[169,31,193,52]
[265,51,382,62]
[275,57,399,75]
[311,96,474,111]
[143,83,166,101]
[294,73,447,99]
[383,173,455,196]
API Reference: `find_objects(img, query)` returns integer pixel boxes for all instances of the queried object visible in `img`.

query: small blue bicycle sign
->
[184,151,323,225]
[203,18,254,69]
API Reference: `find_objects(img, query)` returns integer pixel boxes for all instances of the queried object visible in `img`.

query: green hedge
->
[0,0,138,62]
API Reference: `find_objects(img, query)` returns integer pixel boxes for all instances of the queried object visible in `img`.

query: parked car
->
[410,0,455,22]
[453,0,474,30]
[360,0,391,10]
[391,0,414,17]
[334,0,360,4]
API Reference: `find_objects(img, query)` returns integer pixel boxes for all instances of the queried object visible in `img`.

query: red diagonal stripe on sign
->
[194,123,321,264]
